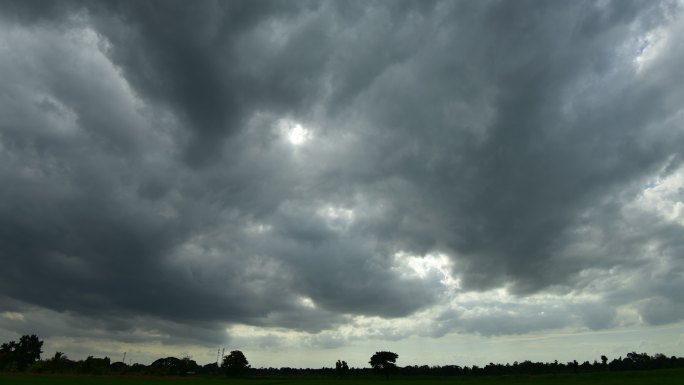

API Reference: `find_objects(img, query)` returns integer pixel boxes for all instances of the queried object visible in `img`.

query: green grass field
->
[2,369,684,385]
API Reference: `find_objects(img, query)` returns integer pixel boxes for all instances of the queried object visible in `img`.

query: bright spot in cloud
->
[393,252,455,285]
[632,27,669,73]
[298,296,317,309]
[317,204,354,230]
[626,163,684,225]
[277,118,312,146]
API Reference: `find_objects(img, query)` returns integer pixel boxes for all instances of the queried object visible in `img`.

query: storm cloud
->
[1,0,683,361]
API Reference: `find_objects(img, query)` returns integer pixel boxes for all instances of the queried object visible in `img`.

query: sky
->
[1,0,684,369]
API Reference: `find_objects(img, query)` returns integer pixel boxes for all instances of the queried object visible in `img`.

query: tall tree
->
[49,352,68,373]
[221,350,250,377]
[0,334,43,371]
[335,359,349,376]
[370,351,399,378]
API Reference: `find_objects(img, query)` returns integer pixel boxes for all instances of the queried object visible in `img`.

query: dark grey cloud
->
[0,298,225,347]
[335,0,684,294]
[1,0,683,351]
[90,0,329,166]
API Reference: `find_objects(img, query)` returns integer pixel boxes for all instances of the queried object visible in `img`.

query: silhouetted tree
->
[201,362,220,375]
[49,352,69,373]
[370,351,398,378]
[110,361,128,374]
[569,360,579,373]
[147,356,197,376]
[0,341,17,371]
[129,363,147,374]
[335,359,349,376]
[0,334,43,371]
[178,356,198,375]
[150,357,182,375]
[221,350,250,377]
[80,356,110,375]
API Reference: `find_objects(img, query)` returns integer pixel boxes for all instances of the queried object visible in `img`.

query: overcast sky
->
[1,0,684,368]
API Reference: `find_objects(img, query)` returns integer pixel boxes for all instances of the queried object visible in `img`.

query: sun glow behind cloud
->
[632,27,670,73]
[277,118,312,146]
[393,252,456,287]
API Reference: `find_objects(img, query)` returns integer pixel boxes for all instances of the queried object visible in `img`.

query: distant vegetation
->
[2,334,684,378]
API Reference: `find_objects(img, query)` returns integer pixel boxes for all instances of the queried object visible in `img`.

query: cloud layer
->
[1,0,683,357]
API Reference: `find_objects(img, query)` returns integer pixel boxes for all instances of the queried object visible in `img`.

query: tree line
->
[2,335,684,377]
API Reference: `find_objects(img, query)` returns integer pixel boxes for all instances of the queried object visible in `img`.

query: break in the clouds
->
[1,0,684,366]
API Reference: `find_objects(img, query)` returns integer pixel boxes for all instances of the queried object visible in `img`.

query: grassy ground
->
[1,369,684,385]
